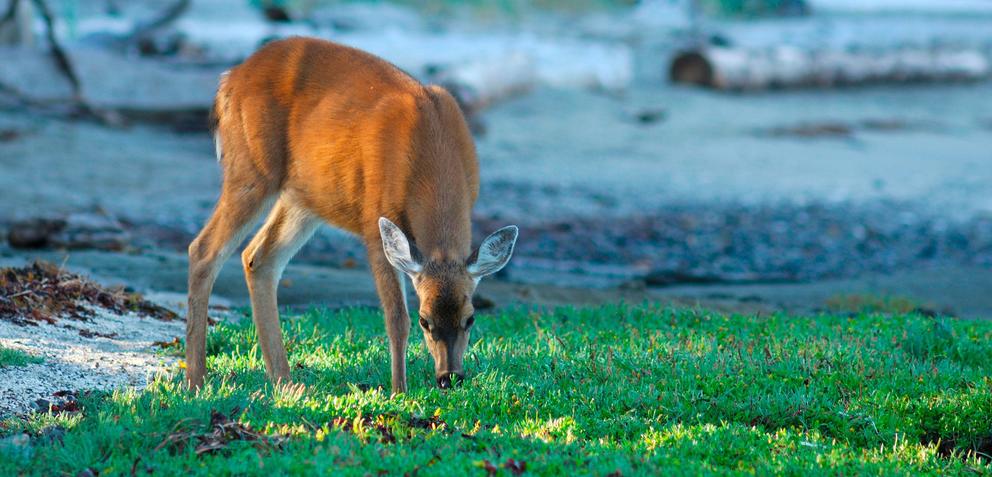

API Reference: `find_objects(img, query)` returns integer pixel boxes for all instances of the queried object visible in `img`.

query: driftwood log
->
[671,45,992,90]
[428,52,536,133]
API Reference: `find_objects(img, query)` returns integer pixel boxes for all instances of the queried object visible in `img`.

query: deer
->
[185,37,519,394]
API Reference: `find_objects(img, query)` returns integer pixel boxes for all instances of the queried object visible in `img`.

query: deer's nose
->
[436,372,464,389]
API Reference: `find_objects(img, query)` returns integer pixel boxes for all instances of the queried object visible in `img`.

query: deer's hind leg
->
[241,196,321,383]
[186,179,275,390]
[187,118,283,389]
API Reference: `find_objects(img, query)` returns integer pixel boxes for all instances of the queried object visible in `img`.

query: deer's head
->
[379,217,518,389]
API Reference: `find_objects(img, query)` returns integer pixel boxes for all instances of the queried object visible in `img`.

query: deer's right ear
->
[379,217,422,276]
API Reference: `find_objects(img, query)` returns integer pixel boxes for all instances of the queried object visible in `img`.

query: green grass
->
[0,346,41,368]
[2,305,991,475]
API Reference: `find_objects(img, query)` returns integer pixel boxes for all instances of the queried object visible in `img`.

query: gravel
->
[479,198,992,284]
[0,307,184,418]
[125,189,992,286]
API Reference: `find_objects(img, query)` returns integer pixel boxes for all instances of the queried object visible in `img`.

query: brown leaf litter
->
[0,261,178,326]
[480,458,528,477]
[151,337,182,349]
[325,412,449,444]
[154,407,288,456]
[152,409,455,459]
[31,390,85,415]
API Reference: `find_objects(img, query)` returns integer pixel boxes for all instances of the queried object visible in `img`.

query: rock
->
[471,198,992,286]
[30,399,52,413]
[38,426,66,445]
[8,213,130,251]
[7,218,63,248]
[0,128,24,142]
[632,108,666,125]
[0,433,32,460]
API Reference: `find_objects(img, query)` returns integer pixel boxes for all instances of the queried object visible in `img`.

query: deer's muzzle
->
[436,372,465,389]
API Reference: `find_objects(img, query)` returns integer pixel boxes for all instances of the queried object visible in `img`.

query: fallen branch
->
[0,0,124,125]
[28,0,80,97]
[126,0,190,43]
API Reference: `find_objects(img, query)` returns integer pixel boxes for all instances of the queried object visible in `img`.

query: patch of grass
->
[825,293,933,315]
[0,346,41,368]
[2,305,991,475]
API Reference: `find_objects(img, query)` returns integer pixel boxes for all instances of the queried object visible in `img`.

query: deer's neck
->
[407,168,473,262]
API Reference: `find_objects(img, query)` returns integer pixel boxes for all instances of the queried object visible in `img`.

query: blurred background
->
[1,0,990,318]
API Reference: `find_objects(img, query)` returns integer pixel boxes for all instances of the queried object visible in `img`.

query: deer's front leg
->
[367,242,411,394]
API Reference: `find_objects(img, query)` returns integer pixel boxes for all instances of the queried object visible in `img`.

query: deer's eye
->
[465,315,475,328]
[419,318,430,330]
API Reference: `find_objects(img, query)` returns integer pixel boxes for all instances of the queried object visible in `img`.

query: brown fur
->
[186,37,480,393]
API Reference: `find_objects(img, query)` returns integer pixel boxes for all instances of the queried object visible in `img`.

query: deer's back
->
[214,37,479,237]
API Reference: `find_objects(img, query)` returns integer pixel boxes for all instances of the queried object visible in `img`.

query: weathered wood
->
[429,51,536,130]
[671,45,992,90]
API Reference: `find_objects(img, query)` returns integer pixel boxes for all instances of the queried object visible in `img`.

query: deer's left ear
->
[467,225,518,279]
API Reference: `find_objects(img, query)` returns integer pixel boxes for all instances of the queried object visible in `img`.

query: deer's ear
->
[468,225,518,279]
[379,217,422,276]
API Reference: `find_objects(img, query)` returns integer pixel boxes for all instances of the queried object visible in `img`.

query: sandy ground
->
[475,83,992,220]
[0,307,184,417]
[3,82,991,224]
